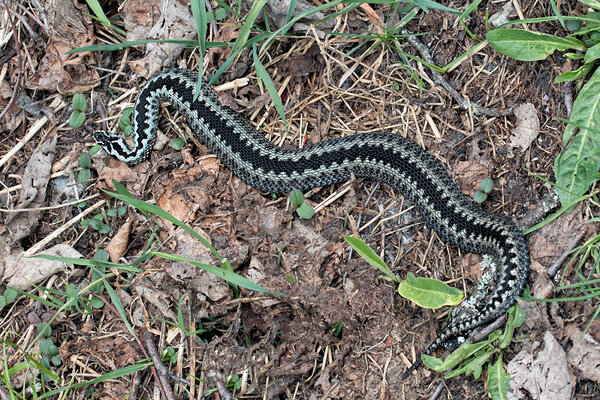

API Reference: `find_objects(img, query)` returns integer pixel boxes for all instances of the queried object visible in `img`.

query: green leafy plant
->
[78,153,93,184]
[289,189,314,219]
[69,94,87,129]
[344,236,462,306]
[119,107,133,137]
[226,374,242,391]
[0,286,17,310]
[487,2,600,208]
[422,302,526,400]
[473,177,493,204]
[161,294,212,336]
[162,346,178,364]
[81,212,110,234]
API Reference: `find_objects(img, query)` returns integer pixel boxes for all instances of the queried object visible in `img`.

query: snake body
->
[93,69,529,372]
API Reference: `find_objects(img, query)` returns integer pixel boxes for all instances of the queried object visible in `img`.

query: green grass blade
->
[344,236,400,283]
[84,0,110,26]
[190,0,208,100]
[252,43,288,132]
[38,362,152,399]
[67,39,230,54]
[153,251,279,294]
[103,189,223,262]
[232,0,268,55]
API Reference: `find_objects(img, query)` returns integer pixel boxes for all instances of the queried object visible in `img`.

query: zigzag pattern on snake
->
[93,69,530,373]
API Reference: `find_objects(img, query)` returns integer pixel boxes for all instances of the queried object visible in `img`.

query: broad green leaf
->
[289,189,304,207]
[69,111,85,128]
[584,42,600,64]
[480,177,494,193]
[421,339,490,372]
[554,62,594,82]
[445,350,493,379]
[79,154,92,169]
[4,287,16,303]
[487,29,586,61]
[555,67,600,207]
[473,190,488,204]
[170,138,186,150]
[500,303,527,349]
[296,203,314,219]
[72,93,87,112]
[344,236,400,283]
[487,355,511,400]
[397,272,463,309]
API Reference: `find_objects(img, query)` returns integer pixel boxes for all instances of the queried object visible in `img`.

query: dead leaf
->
[29,0,99,94]
[453,160,490,196]
[95,161,144,195]
[106,219,132,262]
[510,103,540,151]
[565,324,600,384]
[2,244,82,290]
[166,229,229,302]
[528,204,583,267]
[123,0,197,77]
[507,331,575,400]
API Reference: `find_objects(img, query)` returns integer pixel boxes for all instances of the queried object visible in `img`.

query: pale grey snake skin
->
[93,69,529,374]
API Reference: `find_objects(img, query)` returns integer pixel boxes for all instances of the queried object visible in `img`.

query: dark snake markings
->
[94,69,529,373]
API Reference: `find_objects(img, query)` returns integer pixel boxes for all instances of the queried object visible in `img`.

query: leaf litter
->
[0,1,599,399]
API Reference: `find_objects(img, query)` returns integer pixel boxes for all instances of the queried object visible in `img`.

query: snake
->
[93,69,530,373]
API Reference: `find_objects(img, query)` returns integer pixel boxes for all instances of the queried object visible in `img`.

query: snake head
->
[93,131,117,153]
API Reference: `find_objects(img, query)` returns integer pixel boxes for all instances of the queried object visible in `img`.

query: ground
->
[1,0,599,399]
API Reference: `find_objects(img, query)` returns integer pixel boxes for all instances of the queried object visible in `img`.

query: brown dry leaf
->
[507,331,575,400]
[281,45,320,78]
[510,103,540,151]
[453,160,490,196]
[123,0,196,77]
[528,204,583,267]
[29,0,99,94]
[95,161,144,195]
[2,244,82,290]
[565,324,600,384]
[156,187,198,235]
[459,253,483,280]
[106,219,132,262]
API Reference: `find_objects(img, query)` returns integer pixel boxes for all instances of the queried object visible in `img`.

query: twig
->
[0,2,22,121]
[0,193,100,212]
[142,330,176,400]
[547,226,586,278]
[204,0,219,37]
[215,380,237,400]
[517,187,560,231]
[23,199,107,256]
[402,30,514,117]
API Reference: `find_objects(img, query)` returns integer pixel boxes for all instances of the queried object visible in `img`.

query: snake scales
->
[93,69,530,373]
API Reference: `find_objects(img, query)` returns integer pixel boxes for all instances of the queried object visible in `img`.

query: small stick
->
[142,330,176,400]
